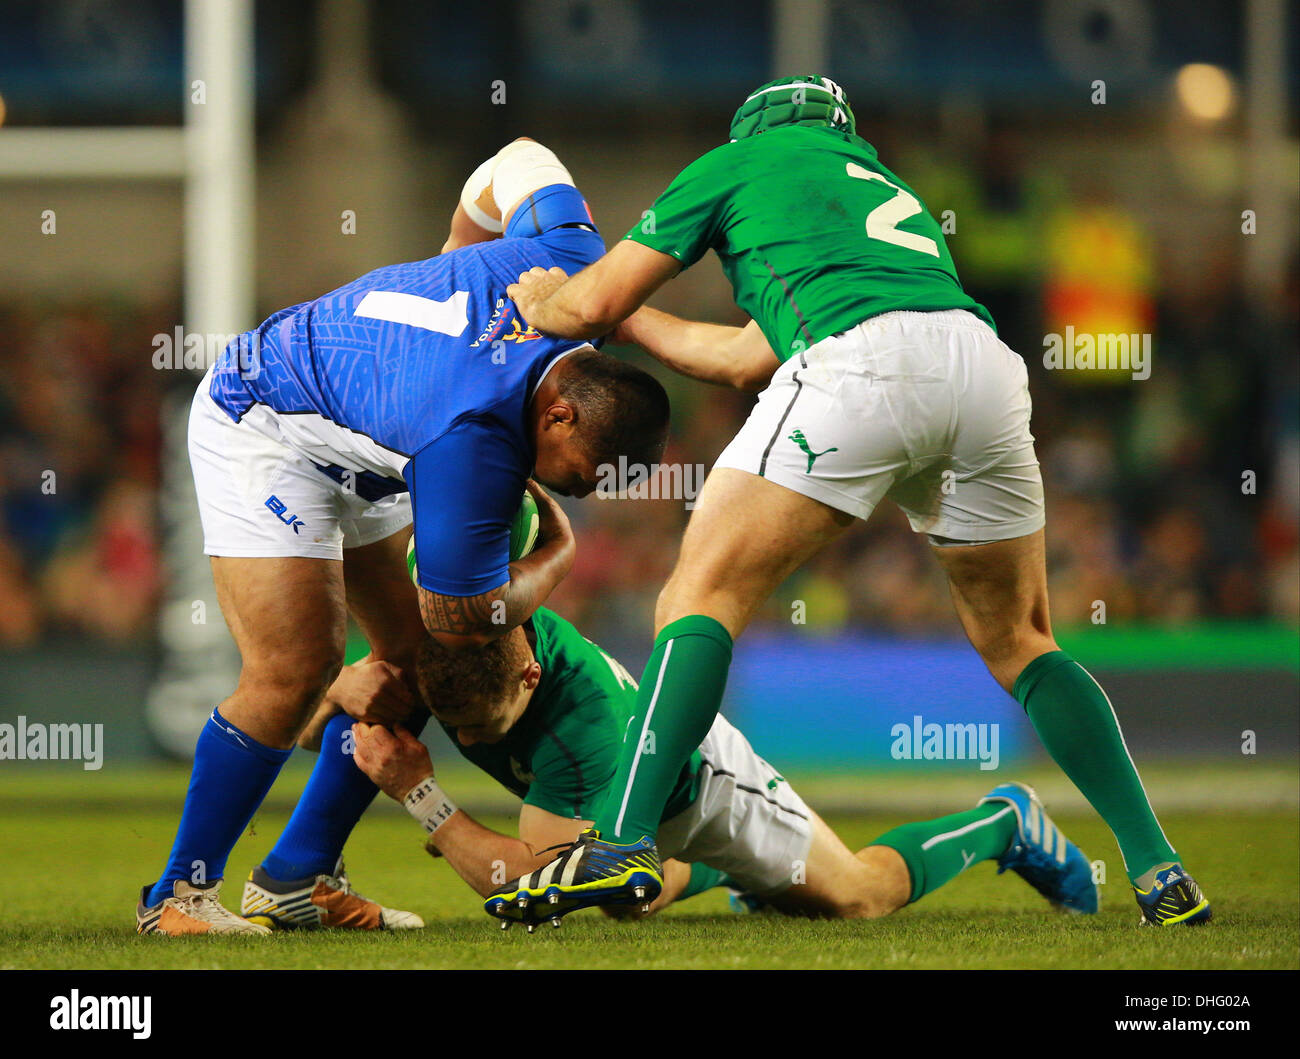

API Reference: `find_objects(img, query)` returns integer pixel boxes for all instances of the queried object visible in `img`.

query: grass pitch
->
[0,761,1296,970]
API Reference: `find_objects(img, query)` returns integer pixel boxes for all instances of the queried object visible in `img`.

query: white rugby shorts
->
[659,714,815,896]
[714,309,1045,544]
[188,368,412,559]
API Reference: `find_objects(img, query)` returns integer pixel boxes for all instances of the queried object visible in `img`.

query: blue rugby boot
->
[1133,863,1212,926]
[978,781,1099,914]
[727,889,770,914]
[484,828,662,932]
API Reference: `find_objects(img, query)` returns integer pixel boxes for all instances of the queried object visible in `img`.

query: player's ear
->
[545,402,576,427]
[522,660,542,691]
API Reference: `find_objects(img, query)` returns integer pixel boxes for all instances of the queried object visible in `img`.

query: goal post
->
[0,0,254,755]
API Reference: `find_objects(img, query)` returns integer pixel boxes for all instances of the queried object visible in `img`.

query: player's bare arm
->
[428,808,583,897]
[418,482,575,650]
[507,240,681,340]
[351,721,586,896]
[351,720,699,906]
[440,152,505,254]
[616,310,779,393]
[444,135,583,258]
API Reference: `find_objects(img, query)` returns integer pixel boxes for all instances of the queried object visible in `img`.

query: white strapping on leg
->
[492,139,574,220]
[459,154,503,233]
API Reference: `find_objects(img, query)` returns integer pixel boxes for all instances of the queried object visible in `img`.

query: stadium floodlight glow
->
[1175,63,1236,122]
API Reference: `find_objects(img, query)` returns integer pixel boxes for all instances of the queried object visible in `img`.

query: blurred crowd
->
[0,304,169,646]
[1,175,1295,649]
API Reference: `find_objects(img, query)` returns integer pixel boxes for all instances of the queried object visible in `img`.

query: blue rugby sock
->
[146,708,291,908]
[261,712,382,882]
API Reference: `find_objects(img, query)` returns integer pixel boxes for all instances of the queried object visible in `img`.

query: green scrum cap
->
[729,75,856,141]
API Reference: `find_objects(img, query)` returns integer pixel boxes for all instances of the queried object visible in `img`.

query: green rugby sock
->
[679,863,728,900]
[1015,650,1177,883]
[594,615,733,843]
[872,804,1017,903]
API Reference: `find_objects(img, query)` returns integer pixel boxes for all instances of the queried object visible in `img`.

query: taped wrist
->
[403,775,458,834]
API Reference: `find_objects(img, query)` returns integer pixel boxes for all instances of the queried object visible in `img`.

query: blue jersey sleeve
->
[404,417,530,597]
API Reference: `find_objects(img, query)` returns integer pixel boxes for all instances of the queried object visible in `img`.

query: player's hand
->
[525,479,575,563]
[351,722,433,802]
[327,659,416,726]
[507,266,568,325]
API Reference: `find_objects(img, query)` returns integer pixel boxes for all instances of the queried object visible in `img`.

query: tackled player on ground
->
[339,606,1097,929]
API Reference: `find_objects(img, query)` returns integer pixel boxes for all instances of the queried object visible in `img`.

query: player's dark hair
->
[557,350,670,469]
[415,630,529,720]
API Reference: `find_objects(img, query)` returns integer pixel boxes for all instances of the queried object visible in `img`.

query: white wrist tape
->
[403,776,458,834]
[460,154,504,233]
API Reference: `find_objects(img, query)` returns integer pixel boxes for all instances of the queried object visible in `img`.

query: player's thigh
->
[659,467,852,637]
[931,528,1057,690]
[340,503,424,669]
[211,554,348,712]
[766,811,908,919]
[191,388,352,728]
[682,321,979,636]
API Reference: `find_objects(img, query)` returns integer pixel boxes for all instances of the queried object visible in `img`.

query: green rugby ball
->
[406,490,540,586]
[509,490,541,561]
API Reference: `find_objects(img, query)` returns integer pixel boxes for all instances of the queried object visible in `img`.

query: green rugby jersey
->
[438,608,699,821]
[625,125,993,361]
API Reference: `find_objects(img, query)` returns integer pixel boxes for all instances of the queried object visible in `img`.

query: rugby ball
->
[509,490,541,561]
[406,491,540,586]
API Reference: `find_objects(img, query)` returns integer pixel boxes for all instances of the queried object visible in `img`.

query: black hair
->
[557,349,670,468]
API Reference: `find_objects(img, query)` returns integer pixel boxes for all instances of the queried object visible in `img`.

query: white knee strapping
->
[458,139,575,234]
[459,154,504,233]
[490,139,574,220]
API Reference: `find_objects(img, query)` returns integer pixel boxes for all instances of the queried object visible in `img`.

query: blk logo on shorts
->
[265,495,305,534]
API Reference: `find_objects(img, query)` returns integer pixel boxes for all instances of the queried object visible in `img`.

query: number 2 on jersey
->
[846,162,939,258]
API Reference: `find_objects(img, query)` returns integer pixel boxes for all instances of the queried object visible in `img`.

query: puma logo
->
[789,428,838,473]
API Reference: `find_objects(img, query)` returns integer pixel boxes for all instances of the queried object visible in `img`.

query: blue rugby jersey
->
[207,183,603,596]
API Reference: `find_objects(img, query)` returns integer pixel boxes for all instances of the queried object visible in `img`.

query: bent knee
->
[974,630,1058,689]
[237,648,344,716]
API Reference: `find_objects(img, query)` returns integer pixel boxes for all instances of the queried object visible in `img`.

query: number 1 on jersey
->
[354,289,471,336]
[846,162,940,258]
